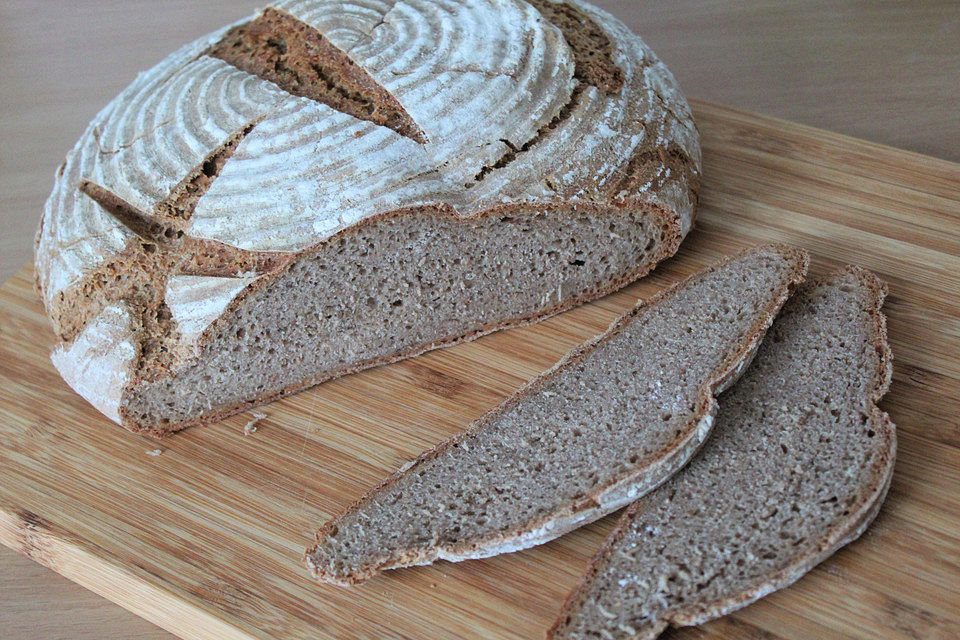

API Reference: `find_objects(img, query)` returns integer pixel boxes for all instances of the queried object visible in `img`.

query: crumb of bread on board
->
[244,412,268,436]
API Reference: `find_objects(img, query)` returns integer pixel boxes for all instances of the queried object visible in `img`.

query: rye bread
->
[35,0,701,435]
[549,266,895,640]
[304,244,808,585]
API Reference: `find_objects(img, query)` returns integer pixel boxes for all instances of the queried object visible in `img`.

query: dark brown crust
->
[207,7,427,143]
[473,0,630,183]
[156,119,262,221]
[526,0,626,93]
[47,118,292,344]
[119,197,686,436]
[41,1,702,434]
[48,240,151,341]
[78,180,186,244]
[48,230,291,343]
[33,204,47,311]
[547,265,895,640]
[613,142,701,208]
[47,168,292,378]
[473,85,587,185]
[302,243,808,585]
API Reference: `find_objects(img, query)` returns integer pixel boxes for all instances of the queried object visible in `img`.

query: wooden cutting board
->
[1,101,958,640]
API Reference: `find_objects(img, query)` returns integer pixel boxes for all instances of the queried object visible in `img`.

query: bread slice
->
[304,244,808,585]
[35,0,702,434]
[549,266,895,640]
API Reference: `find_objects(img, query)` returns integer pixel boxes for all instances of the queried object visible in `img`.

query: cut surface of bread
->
[35,0,701,434]
[304,244,808,585]
[120,203,680,430]
[549,266,895,640]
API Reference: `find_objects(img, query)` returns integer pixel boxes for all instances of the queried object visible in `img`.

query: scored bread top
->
[36,0,700,351]
[549,266,895,640]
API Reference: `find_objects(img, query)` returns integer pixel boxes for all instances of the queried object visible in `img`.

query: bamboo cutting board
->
[2,101,959,640]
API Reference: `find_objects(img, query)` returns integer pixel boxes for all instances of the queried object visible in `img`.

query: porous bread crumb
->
[550,266,895,640]
[38,0,702,436]
[123,206,679,431]
[305,245,807,584]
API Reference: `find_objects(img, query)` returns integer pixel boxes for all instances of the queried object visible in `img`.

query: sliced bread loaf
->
[549,266,895,640]
[36,0,701,434]
[304,244,808,584]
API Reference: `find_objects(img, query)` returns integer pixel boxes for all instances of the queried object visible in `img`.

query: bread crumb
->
[244,412,267,436]
[146,449,163,456]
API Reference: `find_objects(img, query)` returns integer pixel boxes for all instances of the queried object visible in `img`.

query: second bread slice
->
[305,244,808,584]
[548,266,895,640]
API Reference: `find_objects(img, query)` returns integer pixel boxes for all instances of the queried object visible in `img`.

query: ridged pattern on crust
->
[37,0,698,319]
[35,24,263,303]
[304,244,808,585]
[35,0,701,429]
[49,303,139,423]
[548,266,895,640]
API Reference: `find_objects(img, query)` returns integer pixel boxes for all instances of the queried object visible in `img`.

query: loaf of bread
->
[35,0,701,434]
[549,267,895,640]
[305,245,807,584]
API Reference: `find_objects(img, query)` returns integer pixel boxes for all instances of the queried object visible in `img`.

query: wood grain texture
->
[2,101,959,639]
[3,1,959,638]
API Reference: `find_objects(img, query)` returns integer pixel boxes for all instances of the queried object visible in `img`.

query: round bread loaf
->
[35,0,701,435]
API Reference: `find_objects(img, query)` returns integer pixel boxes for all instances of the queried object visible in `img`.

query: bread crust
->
[304,243,809,584]
[547,265,895,640]
[38,0,703,433]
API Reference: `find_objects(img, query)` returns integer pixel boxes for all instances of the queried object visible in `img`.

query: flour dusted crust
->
[49,303,139,423]
[36,0,701,432]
